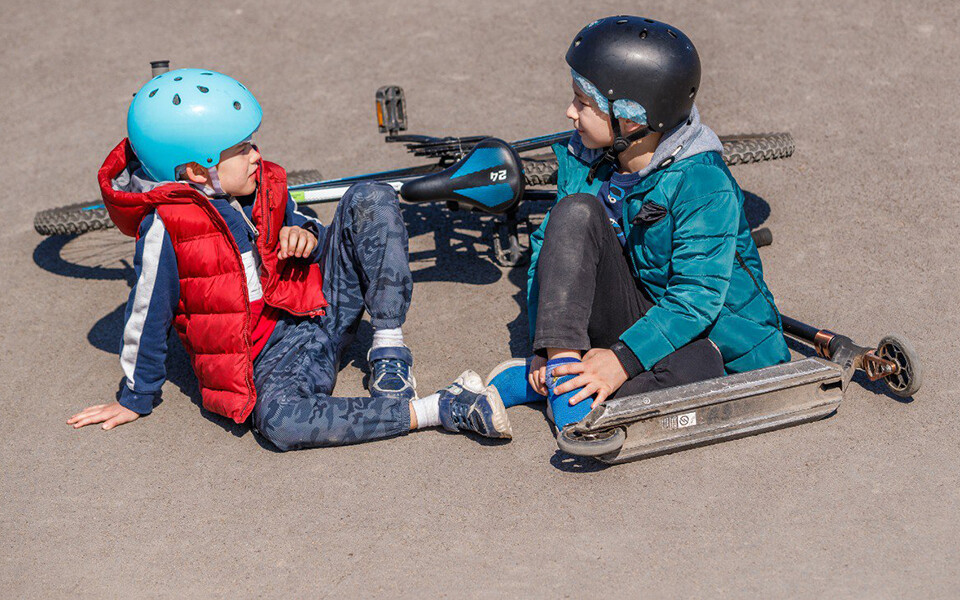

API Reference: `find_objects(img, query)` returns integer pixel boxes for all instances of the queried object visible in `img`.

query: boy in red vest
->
[67,69,512,449]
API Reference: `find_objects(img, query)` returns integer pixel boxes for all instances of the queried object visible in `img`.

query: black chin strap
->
[587,100,651,183]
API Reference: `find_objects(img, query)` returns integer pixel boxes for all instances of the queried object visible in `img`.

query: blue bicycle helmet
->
[127,68,263,182]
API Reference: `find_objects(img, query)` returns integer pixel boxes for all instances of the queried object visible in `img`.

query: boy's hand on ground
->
[552,348,628,408]
[528,354,547,396]
[277,226,317,260]
[67,402,140,430]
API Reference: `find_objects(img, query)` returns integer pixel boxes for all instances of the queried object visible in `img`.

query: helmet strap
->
[587,101,651,183]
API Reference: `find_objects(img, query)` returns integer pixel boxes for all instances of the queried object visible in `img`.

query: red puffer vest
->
[98,139,326,423]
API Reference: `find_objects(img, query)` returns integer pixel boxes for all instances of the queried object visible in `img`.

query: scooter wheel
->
[877,334,923,398]
[556,426,626,458]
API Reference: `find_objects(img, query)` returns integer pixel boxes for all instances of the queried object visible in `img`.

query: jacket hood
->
[567,105,723,178]
[98,139,207,237]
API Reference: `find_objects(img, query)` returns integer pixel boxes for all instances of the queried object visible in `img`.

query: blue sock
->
[546,357,594,429]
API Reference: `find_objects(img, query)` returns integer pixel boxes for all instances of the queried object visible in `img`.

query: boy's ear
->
[619,119,646,135]
[181,162,210,184]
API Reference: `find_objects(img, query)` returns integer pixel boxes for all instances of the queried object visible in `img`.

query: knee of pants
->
[253,396,355,451]
[544,193,606,238]
[252,399,313,452]
[342,181,401,212]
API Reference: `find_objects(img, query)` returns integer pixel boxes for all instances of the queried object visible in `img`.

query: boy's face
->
[567,79,615,149]
[216,140,261,196]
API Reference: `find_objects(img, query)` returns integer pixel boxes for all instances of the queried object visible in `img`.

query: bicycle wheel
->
[34,201,113,236]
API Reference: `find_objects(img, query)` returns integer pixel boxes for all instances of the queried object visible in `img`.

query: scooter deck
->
[574,357,844,464]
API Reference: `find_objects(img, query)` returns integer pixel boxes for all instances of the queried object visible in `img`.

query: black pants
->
[533,194,724,397]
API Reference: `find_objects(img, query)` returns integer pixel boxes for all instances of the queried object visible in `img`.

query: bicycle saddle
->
[400,137,524,214]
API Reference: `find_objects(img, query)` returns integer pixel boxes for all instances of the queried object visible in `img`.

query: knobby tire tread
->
[520,132,795,186]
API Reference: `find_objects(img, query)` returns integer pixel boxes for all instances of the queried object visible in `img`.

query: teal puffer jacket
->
[527,141,790,374]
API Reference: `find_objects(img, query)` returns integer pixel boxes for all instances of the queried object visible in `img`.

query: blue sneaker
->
[367,346,417,402]
[484,358,547,408]
[438,370,513,439]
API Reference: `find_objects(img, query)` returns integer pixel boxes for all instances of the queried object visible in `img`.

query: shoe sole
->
[484,358,527,388]
[484,385,513,439]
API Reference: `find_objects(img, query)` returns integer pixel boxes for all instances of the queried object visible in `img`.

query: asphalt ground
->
[3,0,959,597]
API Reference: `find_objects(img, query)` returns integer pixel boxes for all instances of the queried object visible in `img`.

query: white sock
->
[411,392,441,429]
[372,327,405,350]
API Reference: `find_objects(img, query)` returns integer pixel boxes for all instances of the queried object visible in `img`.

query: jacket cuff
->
[118,386,158,416]
[611,341,644,379]
[301,220,320,237]
[620,317,675,372]
[301,221,323,263]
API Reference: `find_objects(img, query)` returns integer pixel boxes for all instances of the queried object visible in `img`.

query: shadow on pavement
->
[403,202,505,285]
[549,451,610,473]
[743,189,771,229]
[33,231,134,283]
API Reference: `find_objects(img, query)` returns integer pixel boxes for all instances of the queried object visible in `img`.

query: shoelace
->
[373,358,410,387]
[450,397,484,433]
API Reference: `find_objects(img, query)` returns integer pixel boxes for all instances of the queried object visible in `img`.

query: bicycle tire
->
[518,132,795,188]
[286,169,324,186]
[34,169,327,236]
[719,132,795,166]
[34,200,113,236]
[521,158,559,186]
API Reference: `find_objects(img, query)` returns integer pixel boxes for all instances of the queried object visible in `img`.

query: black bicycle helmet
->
[566,16,701,178]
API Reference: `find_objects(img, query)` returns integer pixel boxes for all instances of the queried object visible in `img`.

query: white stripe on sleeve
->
[120,216,167,387]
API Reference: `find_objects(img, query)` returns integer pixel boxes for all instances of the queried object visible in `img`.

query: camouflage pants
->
[252,182,413,451]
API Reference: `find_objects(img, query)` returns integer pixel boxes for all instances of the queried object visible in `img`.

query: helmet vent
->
[197,86,209,93]
[644,18,655,23]
[172,94,181,105]
[639,29,648,39]
[574,36,582,47]
[667,30,678,38]
[689,87,697,98]
[201,72,213,76]
[238,82,247,90]
[616,19,628,24]
[234,101,242,110]
[174,76,183,81]
[148,89,158,98]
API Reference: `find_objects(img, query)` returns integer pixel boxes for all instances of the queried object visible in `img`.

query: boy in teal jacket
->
[490,16,790,433]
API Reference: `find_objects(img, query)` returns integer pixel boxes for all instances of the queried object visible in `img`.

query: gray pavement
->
[3,0,959,597]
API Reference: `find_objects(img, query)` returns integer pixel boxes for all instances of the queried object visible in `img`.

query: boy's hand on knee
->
[67,401,140,430]
[528,355,547,396]
[553,348,628,409]
[277,226,318,260]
